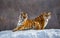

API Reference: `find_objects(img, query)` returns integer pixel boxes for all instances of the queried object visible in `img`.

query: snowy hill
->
[0,29,60,38]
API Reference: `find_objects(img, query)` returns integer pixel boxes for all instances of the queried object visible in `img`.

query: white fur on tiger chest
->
[44,19,48,28]
[17,18,27,26]
[17,19,23,26]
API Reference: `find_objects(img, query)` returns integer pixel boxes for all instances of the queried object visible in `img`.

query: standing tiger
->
[13,12,51,32]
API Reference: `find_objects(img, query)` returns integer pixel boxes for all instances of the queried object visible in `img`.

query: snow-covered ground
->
[0,29,60,38]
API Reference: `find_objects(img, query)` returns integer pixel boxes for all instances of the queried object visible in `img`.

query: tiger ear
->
[21,12,27,15]
[48,12,51,15]
[20,12,23,15]
[40,12,46,15]
[44,12,46,13]
[21,12,25,15]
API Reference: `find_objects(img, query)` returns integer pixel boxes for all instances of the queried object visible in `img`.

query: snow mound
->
[0,29,60,38]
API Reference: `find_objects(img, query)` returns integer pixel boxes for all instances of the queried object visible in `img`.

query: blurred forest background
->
[0,0,60,31]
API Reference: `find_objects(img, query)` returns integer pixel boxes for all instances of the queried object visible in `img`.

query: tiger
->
[13,12,51,32]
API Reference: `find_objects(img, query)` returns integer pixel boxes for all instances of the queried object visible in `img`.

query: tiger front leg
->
[12,25,25,32]
[13,27,19,32]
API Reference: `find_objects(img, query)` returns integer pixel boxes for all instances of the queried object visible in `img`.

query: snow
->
[0,29,60,38]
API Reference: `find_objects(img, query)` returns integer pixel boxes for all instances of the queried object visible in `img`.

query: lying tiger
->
[13,12,51,32]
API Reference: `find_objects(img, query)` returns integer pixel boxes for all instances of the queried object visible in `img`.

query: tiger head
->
[17,12,28,26]
[41,12,51,20]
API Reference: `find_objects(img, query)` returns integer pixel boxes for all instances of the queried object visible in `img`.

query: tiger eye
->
[45,15,48,17]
